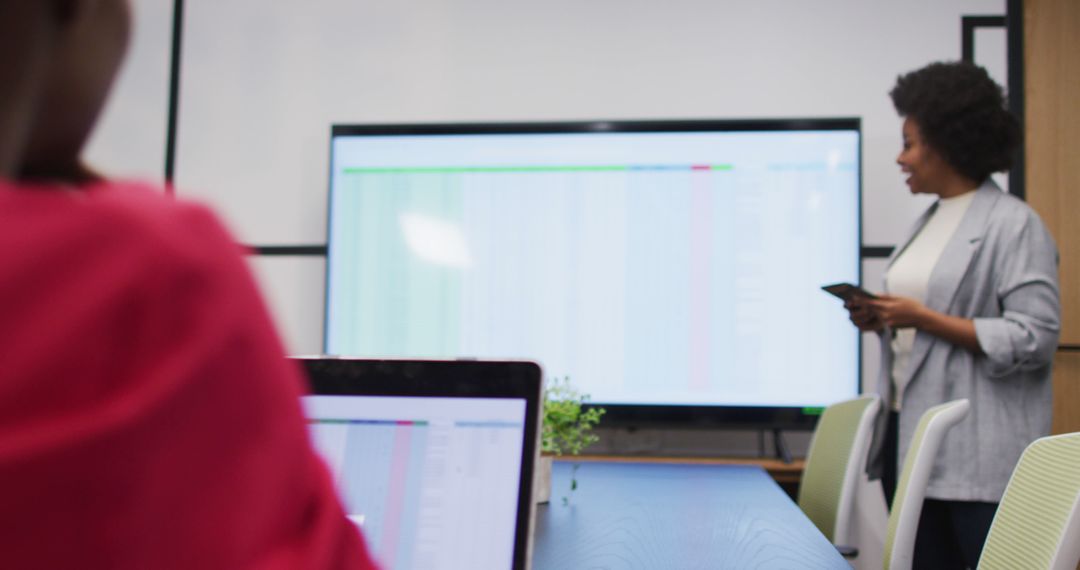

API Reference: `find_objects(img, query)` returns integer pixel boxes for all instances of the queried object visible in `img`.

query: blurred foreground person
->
[0,1,378,568]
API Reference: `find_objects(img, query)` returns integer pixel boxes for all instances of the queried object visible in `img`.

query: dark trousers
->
[882,410,899,508]
[913,498,998,569]
[881,410,999,568]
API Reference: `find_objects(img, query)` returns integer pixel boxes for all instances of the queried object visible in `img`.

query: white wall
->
[91,0,1006,382]
[165,0,1003,354]
[84,0,173,184]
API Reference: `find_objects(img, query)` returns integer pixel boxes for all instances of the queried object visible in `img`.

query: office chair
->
[882,398,970,570]
[798,395,881,556]
[977,432,1080,570]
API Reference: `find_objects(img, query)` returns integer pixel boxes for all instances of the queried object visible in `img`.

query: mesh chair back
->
[798,395,881,543]
[883,399,970,570]
[978,432,1080,570]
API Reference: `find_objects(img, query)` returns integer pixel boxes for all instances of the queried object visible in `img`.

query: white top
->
[886,190,976,410]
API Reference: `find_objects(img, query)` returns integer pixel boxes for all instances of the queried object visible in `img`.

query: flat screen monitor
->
[299,358,541,570]
[325,119,861,428]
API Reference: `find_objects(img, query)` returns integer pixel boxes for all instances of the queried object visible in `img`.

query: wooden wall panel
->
[1025,0,1080,346]
[1052,352,1080,435]
[1025,0,1080,437]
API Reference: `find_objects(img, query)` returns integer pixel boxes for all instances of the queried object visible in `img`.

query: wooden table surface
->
[532,461,847,570]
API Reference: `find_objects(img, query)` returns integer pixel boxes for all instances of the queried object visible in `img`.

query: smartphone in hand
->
[821,282,878,302]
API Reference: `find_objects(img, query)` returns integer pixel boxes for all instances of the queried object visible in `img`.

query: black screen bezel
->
[324,118,863,431]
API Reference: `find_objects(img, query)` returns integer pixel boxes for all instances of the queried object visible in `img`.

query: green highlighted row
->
[310,419,430,426]
[343,164,735,174]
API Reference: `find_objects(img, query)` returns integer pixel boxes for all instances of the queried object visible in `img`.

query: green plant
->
[542,376,605,455]
[541,376,605,504]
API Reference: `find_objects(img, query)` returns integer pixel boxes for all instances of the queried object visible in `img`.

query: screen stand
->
[772,429,793,464]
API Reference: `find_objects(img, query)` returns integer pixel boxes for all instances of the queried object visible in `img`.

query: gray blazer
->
[866,180,1060,502]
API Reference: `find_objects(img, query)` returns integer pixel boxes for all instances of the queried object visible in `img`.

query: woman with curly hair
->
[846,61,1060,567]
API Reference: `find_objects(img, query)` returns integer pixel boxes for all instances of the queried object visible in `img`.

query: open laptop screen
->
[298,358,540,570]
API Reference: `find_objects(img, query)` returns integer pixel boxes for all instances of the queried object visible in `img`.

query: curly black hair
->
[890,61,1020,184]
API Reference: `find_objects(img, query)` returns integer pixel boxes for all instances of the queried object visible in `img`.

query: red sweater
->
[0,181,378,569]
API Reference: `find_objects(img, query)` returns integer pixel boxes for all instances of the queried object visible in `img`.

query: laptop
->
[296,357,542,570]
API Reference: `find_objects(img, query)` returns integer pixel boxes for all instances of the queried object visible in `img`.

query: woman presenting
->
[848,61,1060,568]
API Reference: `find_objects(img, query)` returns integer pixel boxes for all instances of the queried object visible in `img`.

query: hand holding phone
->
[821,282,878,302]
[822,283,883,332]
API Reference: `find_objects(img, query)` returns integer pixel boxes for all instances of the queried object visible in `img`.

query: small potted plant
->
[536,376,605,505]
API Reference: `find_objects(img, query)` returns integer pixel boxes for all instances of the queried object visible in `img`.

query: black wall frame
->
[961,4,1025,201]
[160,2,1027,258]
[251,245,329,256]
[164,0,184,190]
[160,3,1025,258]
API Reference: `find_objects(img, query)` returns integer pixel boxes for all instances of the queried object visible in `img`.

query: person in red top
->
[0,1,378,569]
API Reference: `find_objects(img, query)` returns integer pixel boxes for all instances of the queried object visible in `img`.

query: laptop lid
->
[296,357,542,570]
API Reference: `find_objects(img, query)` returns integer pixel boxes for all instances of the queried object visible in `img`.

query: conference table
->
[532,459,849,569]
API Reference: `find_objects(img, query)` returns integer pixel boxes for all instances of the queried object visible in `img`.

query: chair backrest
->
[798,395,881,543]
[883,398,970,570]
[977,432,1080,570]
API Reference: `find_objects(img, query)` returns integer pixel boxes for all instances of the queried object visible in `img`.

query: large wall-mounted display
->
[325,119,861,427]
